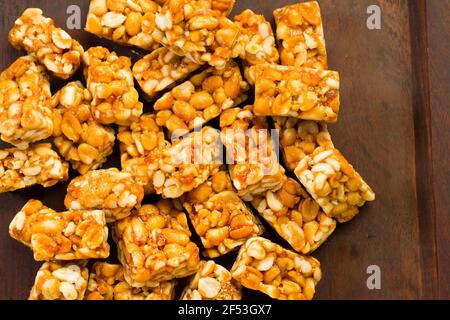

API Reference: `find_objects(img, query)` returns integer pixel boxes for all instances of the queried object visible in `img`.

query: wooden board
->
[0,0,448,300]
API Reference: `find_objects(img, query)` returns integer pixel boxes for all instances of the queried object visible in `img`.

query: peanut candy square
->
[155,61,249,135]
[274,1,327,69]
[9,8,84,79]
[274,117,333,171]
[86,0,161,51]
[181,260,241,300]
[0,55,53,149]
[9,199,110,261]
[234,9,279,66]
[294,147,376,223]
[233,9,279,85]
[220,106,286,201]
[231,237,322,300]
[254,64,340,122]
[153,0,239,69]
[118,113,170,194]
[0,143,69,193]
[182,171,264,258]
[133,47,201,100]
[85,262,176,300]
[152,126,223,199]
[113,200,200,287]
[52,81,115,174]
[251,178,336,254]
[29,261,89,300]
[65,168,145,222]
[83,46,143,125]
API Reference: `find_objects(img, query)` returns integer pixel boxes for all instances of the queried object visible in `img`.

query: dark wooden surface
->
[427,0,450,300]
[0,0,448,300]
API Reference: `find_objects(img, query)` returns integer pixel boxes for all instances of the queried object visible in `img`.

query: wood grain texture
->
[427,0,450,300]
[0,0,446,300]
[408,0,438,300]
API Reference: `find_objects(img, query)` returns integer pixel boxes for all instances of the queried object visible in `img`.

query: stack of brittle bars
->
[1,1,375,300]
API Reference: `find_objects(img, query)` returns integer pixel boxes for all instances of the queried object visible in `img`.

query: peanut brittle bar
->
[153,126,223,198]
[234,9,279,66]
[155,61,249,135]
[274,117,333,171]
[9,8,84,79]
[254,64,340,122]
[83,46,143,125]
[181,260,241,300]
[182,171,264,258]
[0,55,53,149]
[220,106,286,201]
[86,0,161,51]
[52,81,115,174]
[29,261,89,300]
[251,178,336,254]
[231,237,322,300]
[118,113,170,194]
[153,0,239,69]
[113,200,200,287]
[0,143,69,193]
[65,168,144,222]
[133,47,201,100]
[294,147,375,223]
[233,9,279,85]
[274,1,327,69]
[9,199,110,260]
[85,262,176,300]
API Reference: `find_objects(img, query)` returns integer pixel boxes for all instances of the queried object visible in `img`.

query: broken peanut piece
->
[231,237,322,300]
[154,60,249,135]
[220,105,286,201]
[52,81,115,174]
[9,8,84,79]
[254,64,340,122]
[85,262,176,300]
[113,199,200,287]
[29,261,89,300]
[118,113,170,194]
[0,55,53,149]
[64,168,144,222]
[85,0,161,51]
[153,0,239,69]
[133,47,201,100]
[83,46,143,125]
[9,199,110,261]
[251,177,336,254]
[274,117,334,171]
[182,170,264,258]
[274,1,327,69]
[181,260,241,300]
[0,143,69,193]
[294,147,375,223]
